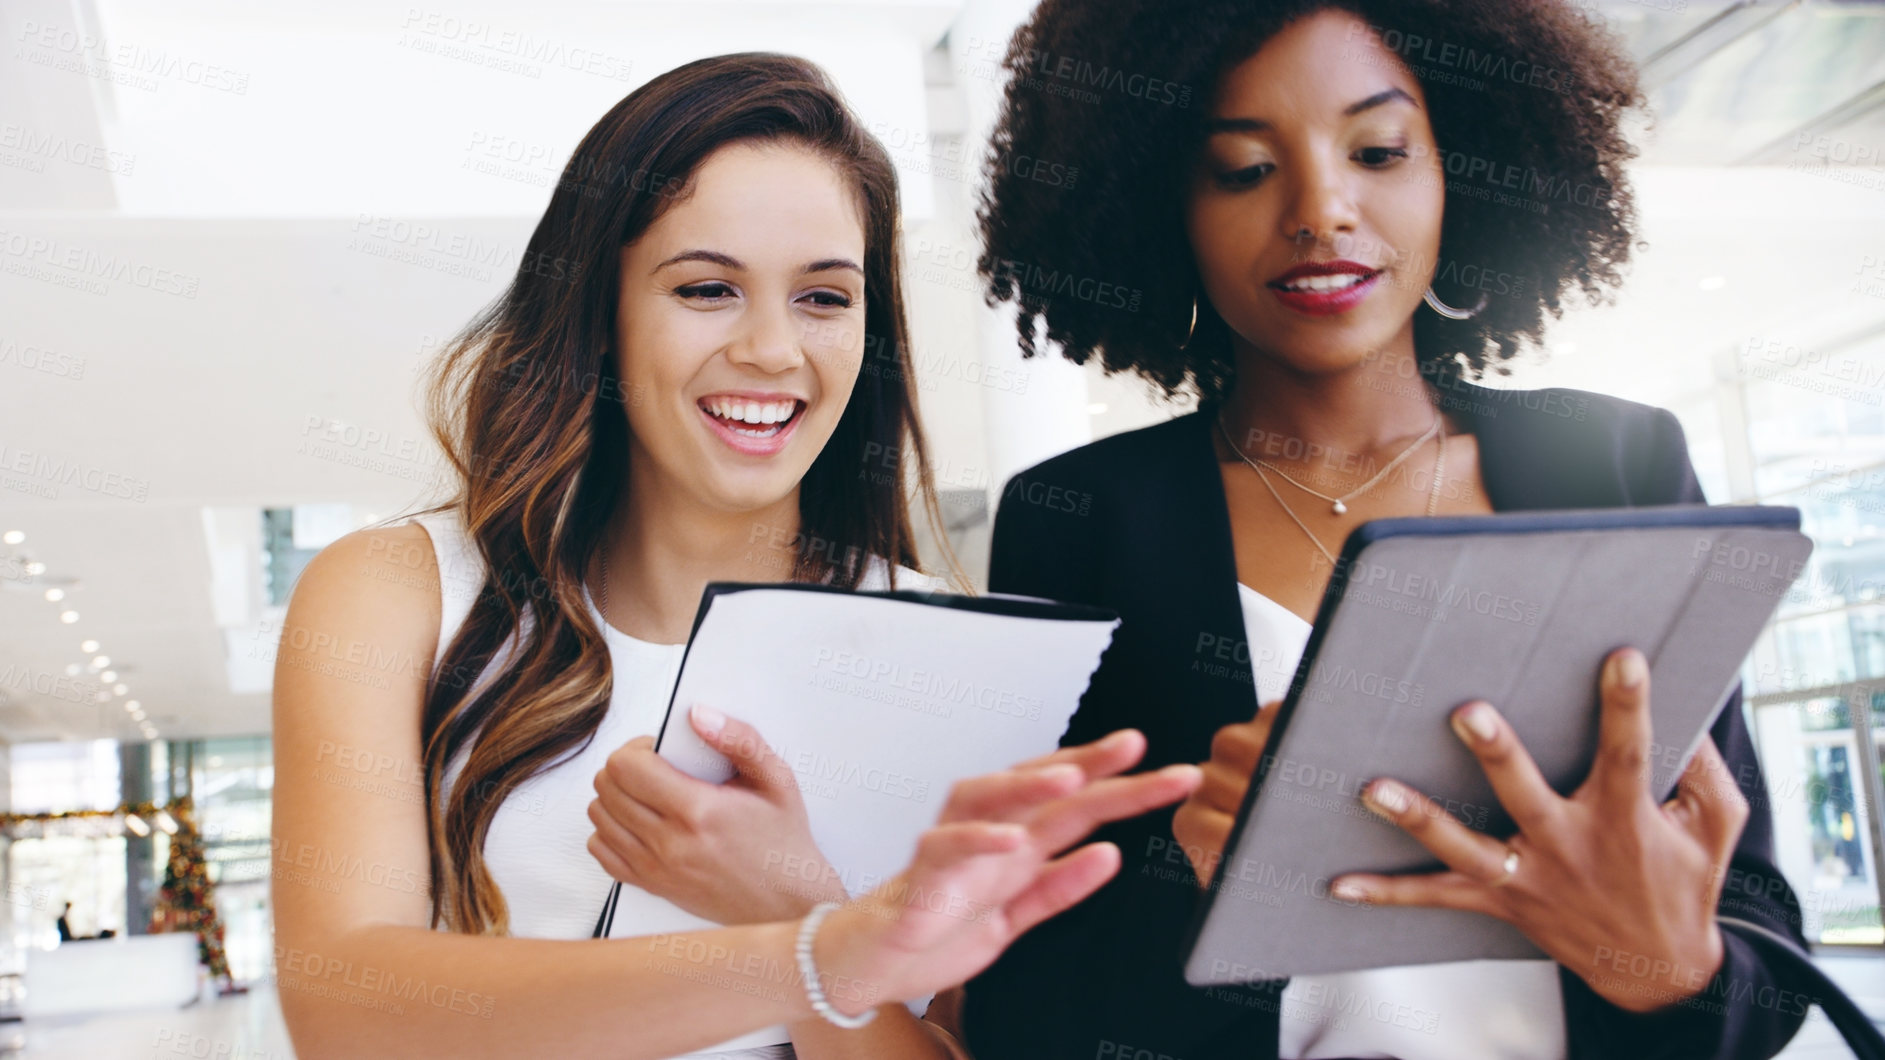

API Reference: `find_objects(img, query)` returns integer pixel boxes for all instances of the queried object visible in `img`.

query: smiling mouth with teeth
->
[1274,271,1379,292]
[698,397,806,438]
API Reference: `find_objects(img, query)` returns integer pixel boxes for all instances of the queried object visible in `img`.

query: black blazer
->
[962,379,1811,1060]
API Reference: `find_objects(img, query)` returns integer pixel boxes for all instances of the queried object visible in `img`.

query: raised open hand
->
[812,730,1202,1013]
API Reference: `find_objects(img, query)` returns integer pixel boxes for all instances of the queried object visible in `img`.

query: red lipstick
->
[1267,260,1383,317]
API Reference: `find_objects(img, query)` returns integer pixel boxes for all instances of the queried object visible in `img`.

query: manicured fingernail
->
[1330,879,1368,902]
[1621,651,1647,688]
[1102,730,1137,749]
[1452,703,1499,745]
[691,703,726,738]
[1364,780,1409,816]
[1610,650,1647,689]
[1039,763,1083,784]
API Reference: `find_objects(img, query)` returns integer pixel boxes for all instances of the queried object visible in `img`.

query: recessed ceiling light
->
[131,710,146,720]
[1698,276,1727,291]
[113,683,127,695]
[59,611,78,624]
[94,691,110,703]
[125,699,140,711]
[1,531,22,545]
[91,655,109,668]
[79,640,98,653]
[23,562,44,576]
[100,670,117,683]
[64,664,81,677]
[42,588,62,602]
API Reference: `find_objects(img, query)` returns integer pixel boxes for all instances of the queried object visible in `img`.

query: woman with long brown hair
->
[270,52,1199,1059]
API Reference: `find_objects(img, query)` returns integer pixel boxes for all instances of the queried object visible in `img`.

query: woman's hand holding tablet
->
[1186,646,1750,1014]
[1173,698,1283,883]
[1325,646,1748,1013]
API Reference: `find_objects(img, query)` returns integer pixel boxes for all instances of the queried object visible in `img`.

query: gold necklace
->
[1219,415,1447,566]
[1221,409,1440,515]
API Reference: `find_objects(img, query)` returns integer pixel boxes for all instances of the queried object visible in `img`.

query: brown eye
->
[801,290,854,309]
[1355,146,1409,168]
[1216,163,1274,190]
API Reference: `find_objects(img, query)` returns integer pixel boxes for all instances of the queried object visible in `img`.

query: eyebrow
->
[655,249,864,276]
[802,257,864,276]
[1206,87,1420,134]
[1344,87,1418,116]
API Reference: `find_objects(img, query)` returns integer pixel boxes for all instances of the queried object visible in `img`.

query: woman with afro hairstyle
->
[952,3,1811,1058]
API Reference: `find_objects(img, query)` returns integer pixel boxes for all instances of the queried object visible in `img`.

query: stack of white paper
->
[603,585,1118,1052]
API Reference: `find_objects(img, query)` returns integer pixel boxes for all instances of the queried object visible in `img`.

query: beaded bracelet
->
[795,902,878,1030]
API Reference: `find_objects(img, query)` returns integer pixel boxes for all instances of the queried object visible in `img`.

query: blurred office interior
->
[0,0,1882,1054]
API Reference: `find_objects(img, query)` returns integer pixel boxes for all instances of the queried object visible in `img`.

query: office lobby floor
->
[15,984,293,1059]
[9,961,1881,1058]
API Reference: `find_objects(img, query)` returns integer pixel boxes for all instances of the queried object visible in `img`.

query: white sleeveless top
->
[1238,584,1568,1060]
[408,509,938,1058]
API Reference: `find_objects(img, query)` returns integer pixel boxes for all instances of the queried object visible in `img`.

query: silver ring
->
[1490,848,1520,887]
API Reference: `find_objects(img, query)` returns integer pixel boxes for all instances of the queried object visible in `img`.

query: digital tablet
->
[1182,504,1813,985]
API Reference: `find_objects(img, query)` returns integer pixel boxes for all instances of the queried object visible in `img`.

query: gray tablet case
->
[1183,505,1813,985]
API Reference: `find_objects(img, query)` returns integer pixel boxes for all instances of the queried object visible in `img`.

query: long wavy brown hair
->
[410,53,949,934]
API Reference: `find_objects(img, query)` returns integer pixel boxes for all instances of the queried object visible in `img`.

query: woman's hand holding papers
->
[807,729,1202,1015]
[1329,647,1746,1014]
[1172,698,1283,885]
[587,703,848,924]
[587,712,1201,1013]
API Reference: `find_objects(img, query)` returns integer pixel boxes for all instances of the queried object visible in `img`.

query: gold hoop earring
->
[1423,286,1487,321]
[1178,296,1199,350]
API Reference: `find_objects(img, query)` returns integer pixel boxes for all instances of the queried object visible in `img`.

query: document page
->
[603,585,1118,1049]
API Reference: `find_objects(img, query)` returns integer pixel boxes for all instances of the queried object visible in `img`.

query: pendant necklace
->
[1217,413,1447,565]
[1220,409,1441,516]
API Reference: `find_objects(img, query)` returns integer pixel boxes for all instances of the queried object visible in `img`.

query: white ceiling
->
[2,0,1883,748]
[0,0,962,746]
[0,216,524,744]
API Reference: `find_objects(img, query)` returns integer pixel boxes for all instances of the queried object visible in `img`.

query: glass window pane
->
[9,836,128,948]
[1743,329,1885,501]
[1753,699,1884,944]
[8,741,122,815]
[189,737,274,984]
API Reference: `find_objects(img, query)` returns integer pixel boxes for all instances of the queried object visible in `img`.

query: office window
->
[1714,324,1885,945]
